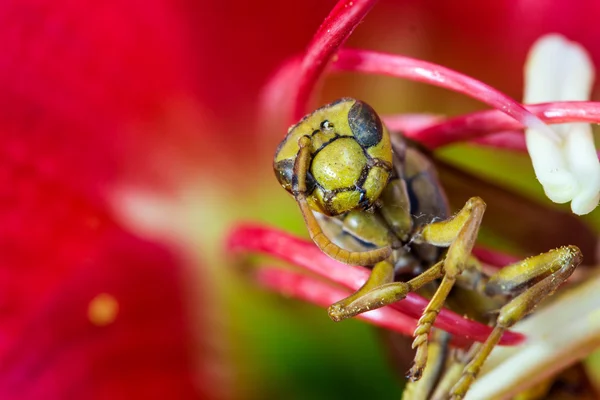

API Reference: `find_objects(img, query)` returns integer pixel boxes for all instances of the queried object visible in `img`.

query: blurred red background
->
[2,0,600,399]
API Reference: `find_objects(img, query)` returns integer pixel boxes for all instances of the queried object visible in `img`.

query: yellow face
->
[274,98,393,216]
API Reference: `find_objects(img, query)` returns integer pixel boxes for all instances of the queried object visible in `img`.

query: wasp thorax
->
[274,98,393,216]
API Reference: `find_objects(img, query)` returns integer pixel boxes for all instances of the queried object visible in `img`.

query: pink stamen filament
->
[470,132,527,152]
[260,56,302,128]
[263,55,600,152]
[395,101,600,149]
[228,224,524,346]
[264,2,600,154]
[292,0,379,120]
[380,113,444,133]
[330,49,561,141]
[472,246,520,269]
[256,267,417,336]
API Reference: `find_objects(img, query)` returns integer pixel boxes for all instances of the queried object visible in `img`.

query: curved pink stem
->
[400,101,600,149]
[473,246,521,269]
[292,0,379,120]
[449,131,600,158]
[227,224,370,290]
[470,132,527,151]
[381,113,444,132]
[331,48,558,141]
[256,267,418,336]
[227,224,525,345]
[260,56,302,129]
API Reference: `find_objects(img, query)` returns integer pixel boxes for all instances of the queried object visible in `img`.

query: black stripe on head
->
[348,100,383,148]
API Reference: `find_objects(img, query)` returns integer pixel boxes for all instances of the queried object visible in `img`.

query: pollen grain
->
[88,293,119,326]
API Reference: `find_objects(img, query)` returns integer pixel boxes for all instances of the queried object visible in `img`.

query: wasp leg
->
[292,136,392,265]
[430,340,482,400]
[409,197,486,381]
[402,331,451,400]
[328,260,444,321]
[449,246,582,400]
[454,256,485,292]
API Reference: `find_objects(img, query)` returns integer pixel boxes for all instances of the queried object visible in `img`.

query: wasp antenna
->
[293,136,392,265]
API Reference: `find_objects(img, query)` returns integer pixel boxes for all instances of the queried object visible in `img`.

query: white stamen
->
[524,34,600,215]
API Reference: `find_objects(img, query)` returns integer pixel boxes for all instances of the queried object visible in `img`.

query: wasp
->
[273,98,583,399]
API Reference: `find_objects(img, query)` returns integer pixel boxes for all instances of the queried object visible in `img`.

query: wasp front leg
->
[327,196,485,381]
[292,135,392,266]
[328,259,444,321]
[409,196,486,380]
[449,245,582,399]
[402,330,452,400]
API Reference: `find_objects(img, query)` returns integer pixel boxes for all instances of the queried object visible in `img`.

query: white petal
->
[564,124,600,214]
[523,34,599,214]
[524,129,575,203]
[524,34,594,106]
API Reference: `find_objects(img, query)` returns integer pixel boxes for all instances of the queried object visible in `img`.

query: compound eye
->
[320,120,334,132]
[347,101,383,148]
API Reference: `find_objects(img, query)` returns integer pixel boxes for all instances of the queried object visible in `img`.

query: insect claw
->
[327,304,345,322]
[406,365,423,381]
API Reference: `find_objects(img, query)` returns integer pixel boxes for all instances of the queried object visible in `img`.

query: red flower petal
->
[0,0,205,341]
[0,1,221,397]
[0,0,191,127]
[0,231,202,400]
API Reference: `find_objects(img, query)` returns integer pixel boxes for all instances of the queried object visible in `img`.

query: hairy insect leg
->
[454,255,485,292]
[428,346,476,400]
[328,260,444,321]
[292,136,392,265]
[409,197,486,381]
[402,331,452,400]
[449,245,582,400]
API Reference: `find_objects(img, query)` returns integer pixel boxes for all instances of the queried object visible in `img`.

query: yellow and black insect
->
[273,98,583,399]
